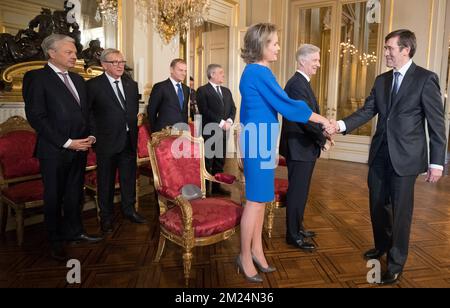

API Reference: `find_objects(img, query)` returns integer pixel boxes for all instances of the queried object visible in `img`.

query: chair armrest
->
[157,186,181,200]
[278,156,287,167]
[214,173,236,185]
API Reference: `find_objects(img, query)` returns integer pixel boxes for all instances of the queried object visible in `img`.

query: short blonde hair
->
[241,23,277,64]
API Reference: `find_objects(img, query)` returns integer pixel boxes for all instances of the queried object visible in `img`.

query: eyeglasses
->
[104,60,127,67]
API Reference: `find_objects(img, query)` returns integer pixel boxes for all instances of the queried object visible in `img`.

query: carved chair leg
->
[94,193,100,222]
[154,234,166,262]
[0,200,8,235]
[183,248,193,287]
[15,208,24,246]
[265,201,275,238]
[135,177,140,211]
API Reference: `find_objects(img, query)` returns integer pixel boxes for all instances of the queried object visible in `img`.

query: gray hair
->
[41,34,75,59]
[296,44,320,62]
[100,48,122,62]
[207,64,222,80]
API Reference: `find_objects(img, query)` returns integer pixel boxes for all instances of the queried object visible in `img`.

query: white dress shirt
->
[297,70,311,83]
[48,61,80,101]
[209,81,233,128]
[336,59,442,170]
[169,77,183,95]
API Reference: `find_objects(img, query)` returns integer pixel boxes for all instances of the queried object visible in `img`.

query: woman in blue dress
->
[237,23,332,283]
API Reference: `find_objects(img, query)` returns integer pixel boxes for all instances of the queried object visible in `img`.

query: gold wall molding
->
[0,60,103,103]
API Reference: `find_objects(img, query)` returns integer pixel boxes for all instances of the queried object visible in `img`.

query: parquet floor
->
[1,159,449,288]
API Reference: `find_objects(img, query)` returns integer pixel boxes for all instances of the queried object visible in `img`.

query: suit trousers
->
[204,131,227,175]
[285,159,316,241]
[96,133,137,221]
[39,153,87,243]
[368,142,417,273]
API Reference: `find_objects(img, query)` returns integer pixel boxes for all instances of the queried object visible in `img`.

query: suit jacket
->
[147,79,190,132]
[23,64,90,159]
[87,73,139,155]
[343,62,446,176]
[279,72,326,162]
[196,83,236,132]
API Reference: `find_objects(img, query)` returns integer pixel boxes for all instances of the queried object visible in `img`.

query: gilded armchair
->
[148,127,243,286]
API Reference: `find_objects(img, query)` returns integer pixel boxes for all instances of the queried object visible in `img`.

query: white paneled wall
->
[0,103,26,123]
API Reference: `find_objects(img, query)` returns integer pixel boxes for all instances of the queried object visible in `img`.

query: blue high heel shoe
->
[235,256,263,283]
[251,254,276,273]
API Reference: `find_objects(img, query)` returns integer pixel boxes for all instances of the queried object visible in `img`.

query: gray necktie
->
[389,72,401,112]
[216,86,224,104]
[59,72,80,105]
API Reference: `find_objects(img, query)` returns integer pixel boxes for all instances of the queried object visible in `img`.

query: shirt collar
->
[297,70,311,83]
[48,61,68,75]
[209,81,221,89]
[105,72,122,84]
[170,77,182,88]
[394,59,413,77]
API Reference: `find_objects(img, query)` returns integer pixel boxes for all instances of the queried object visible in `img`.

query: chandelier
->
[339,39,378,66]
[136,0,210,44]
[96,0,119,24]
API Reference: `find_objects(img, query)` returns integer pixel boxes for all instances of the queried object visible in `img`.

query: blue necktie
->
[177,83,184,109]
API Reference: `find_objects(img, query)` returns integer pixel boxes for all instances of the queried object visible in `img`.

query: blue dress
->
[239,64,313,202]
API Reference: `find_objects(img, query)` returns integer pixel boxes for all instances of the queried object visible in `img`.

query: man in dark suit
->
[148,59,190,132]
[330,29,446,284]
[87,49,147,234]
[280,44,331,252]
[23,34,102,261]
[197,64,236,195]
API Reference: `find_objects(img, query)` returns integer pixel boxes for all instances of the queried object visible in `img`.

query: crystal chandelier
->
[96,0,119,24]
[136,0,210,44]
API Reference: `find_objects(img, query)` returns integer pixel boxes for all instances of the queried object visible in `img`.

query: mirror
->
[296,5,333,120]
[337,1,381,136]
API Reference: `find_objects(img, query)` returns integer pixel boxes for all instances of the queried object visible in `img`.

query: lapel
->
[44,65,81,109]
[101,73,126,112]
[296,72,319,113]
[384,71,394,114]
[390,62,417,111]
[70,72,86,111]
[121,77,131,110]
[183,84,189,110]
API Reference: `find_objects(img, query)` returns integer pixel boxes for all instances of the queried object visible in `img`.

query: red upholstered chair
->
[0,116,43,246]
[136,113,155,204]
[148,127,243,286]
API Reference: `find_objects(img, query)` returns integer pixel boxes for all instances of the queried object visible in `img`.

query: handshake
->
[321,119,341,152]
[323,119,340,136]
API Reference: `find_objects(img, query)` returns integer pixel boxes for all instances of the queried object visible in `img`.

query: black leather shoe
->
[286,238,316,251]
[299,229,316,238]
[50,243,68,262]
[69,233,103,244]
[379,271,401,285]
[364,248,385,260]
[101,220,114,234]
[124,211,148,224]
